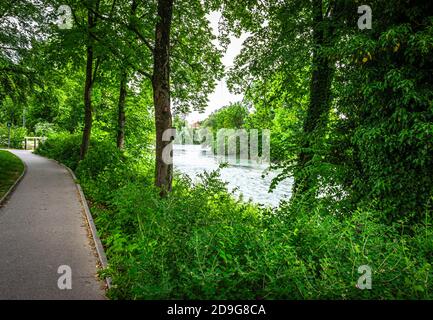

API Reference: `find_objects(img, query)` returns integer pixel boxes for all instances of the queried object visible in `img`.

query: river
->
[173,144,293,207]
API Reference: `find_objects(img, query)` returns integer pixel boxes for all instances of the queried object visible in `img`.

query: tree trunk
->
[294,0,334,195]
[117,70,127,149]
[153,0,174,196]
[80,5,97,160]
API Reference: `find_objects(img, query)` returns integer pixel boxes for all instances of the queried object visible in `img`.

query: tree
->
[116,69,127,149]
[76,0,223,193]
[4,0,223,194]
[223,0,357,197]
[80,0,101,159]
[0,0,50,123]
[203,102,248,131]
[152,0,174,194]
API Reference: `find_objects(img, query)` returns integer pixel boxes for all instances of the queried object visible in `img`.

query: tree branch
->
[80,0,154,53]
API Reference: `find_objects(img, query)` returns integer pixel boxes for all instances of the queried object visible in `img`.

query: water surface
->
[173,144,292,207]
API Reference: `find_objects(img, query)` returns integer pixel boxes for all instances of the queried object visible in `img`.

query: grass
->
[0,150,25,200]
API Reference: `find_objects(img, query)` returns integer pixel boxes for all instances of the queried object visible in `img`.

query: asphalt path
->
[0,150,105,299]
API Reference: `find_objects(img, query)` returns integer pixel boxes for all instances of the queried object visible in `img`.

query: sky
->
[186,11,249,124]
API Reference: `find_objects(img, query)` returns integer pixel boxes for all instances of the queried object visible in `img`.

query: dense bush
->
[35,132,82,170]
[36,134,433,299]
[98,184,433,299]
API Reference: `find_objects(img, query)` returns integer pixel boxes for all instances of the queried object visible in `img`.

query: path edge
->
[54,160,112,290]
[0,150,27,206]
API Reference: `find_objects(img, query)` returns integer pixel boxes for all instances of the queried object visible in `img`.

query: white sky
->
[186,11,249,124]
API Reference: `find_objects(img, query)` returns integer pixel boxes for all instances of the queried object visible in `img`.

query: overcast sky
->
[186,11,249,124]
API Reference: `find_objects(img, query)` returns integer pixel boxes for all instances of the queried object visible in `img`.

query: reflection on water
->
[173,144,293,207]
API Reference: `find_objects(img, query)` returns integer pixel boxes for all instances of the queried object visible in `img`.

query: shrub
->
[35,132,82,170]
[100,186,433,299]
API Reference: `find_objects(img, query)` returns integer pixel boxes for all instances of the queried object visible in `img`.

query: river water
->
[173,144,293,207]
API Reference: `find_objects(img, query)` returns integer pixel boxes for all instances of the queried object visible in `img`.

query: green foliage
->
[204,102,248,131]
[203,103,273,158]
[38,134,433,299]
[101,191,432,299]
[76,140,123,181]
[4,0,433,301]
[221,0,433,222]
[35,132,82,170]
[323,2,433,222]
[34,122,56,136]
[0,124,27,148]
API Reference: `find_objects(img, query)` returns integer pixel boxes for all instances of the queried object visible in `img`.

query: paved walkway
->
[0,150,105,299]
